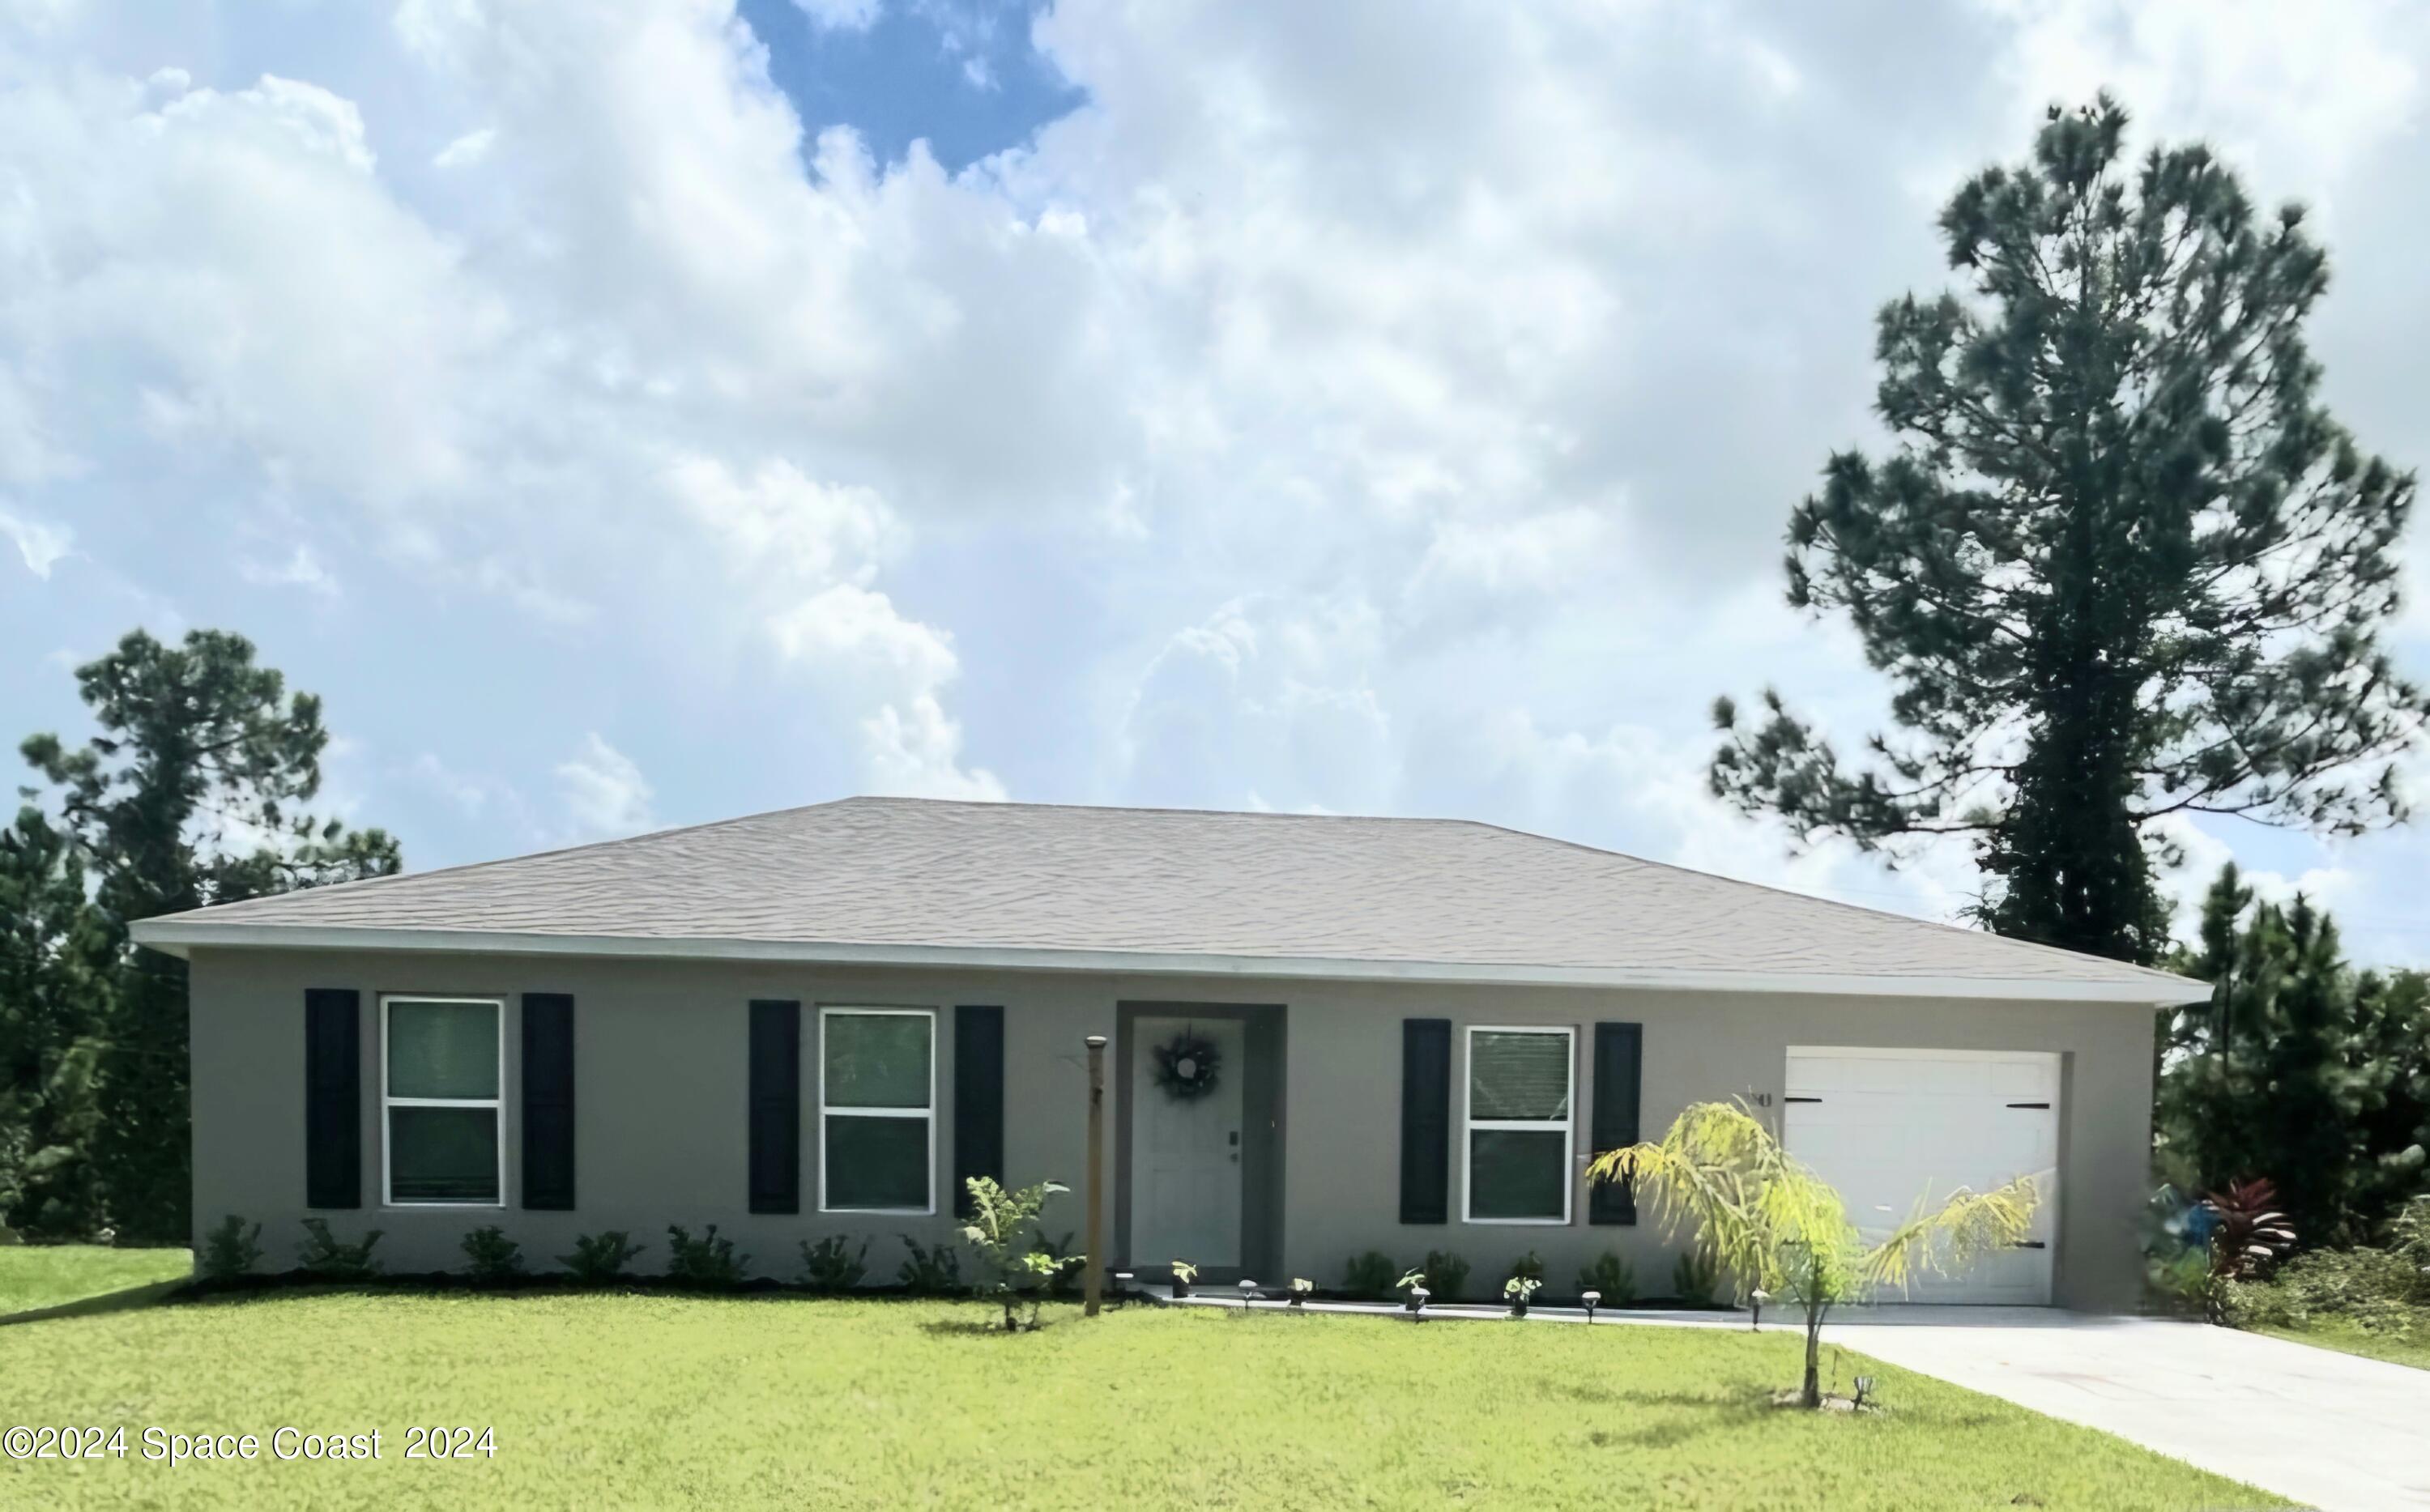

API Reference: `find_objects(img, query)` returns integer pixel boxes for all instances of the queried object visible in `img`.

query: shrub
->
[1037,1229,1089,1298]
[1578,1250,1636,1304]
[2266,1246,2427,1334]
[1503,1250,1545,1289]
[559,1230,646,1284]
[959,1177,1076,1331]
[2390,1195,2430,1275]
[799,1235,870,1293]
[1420,1249,1470,1302]
[1671,1249,1720,1306]
[297,1219,384,1280]
[198,1215,263,1281]
[664,1225,748,1286]
[1341,1250,1398,1301]
[898,1235,962,1293]
[460,1226,525,1283]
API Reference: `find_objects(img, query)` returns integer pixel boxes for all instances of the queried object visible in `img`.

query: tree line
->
[1,630,399,1243]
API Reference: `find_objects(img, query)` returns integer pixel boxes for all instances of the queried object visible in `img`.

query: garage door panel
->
[1783,1047,2058,1306]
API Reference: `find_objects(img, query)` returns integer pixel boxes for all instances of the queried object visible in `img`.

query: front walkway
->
[1153,1289,2430,1510]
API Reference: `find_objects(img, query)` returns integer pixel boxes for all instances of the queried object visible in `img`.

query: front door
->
[1131,1016,1244,1270]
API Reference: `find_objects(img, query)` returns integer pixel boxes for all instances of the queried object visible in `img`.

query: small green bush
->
[1420,1249,1470,1302]
[664,1224,748,1286]
[1578,1250,1636,1304]
[1341,1250,1398,1301]
[559,1230,646,1284]
[2250,1246,2428,1335]
[799,1235,870,1292]
[460,1225,526,1282]
[298,1219,383,1280]
[1037,1229,1089,1299]
[898,1235,962,1293]
[1671,1249,1720,1306]
[2390,1195,2430,1274]
[198,1215,263,1281]
[1503,1250,1545,1289]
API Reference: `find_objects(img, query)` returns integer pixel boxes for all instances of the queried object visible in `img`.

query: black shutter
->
[1588,1021,1643,1225]
[304,988,360,1209]
[748,1000,801,1214]
[1399,1018,1452,1225]
[522,994,576,1210]
[953,1006,1004,1217]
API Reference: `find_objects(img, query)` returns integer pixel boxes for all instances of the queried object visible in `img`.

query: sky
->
[2,0,2428,963]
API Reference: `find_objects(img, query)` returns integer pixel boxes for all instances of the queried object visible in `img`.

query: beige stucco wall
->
[187,946,2156,1310]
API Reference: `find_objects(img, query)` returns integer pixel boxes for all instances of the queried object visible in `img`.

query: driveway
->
[1823,1308,2430,1511]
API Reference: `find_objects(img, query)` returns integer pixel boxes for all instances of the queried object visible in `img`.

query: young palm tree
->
[1587,1101,2038,1408]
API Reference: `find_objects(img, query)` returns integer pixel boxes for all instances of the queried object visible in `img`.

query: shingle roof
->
[132,796,2205,1001]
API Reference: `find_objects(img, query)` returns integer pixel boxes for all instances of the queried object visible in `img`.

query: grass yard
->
[2259,1319,2430,1373]
[0,1247,190,1318]
[0,1289,2281,1510]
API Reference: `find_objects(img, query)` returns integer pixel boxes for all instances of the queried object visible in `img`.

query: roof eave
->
[130,918,2212,1007]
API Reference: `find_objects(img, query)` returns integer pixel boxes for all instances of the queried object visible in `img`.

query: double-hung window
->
[1463,1025,1574,1224]
[382,995,504,1206]
[820,1007,935,1214]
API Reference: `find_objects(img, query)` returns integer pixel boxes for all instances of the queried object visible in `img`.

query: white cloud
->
[793,0,881,32]
[555,733,657,838]
[0,507,72,577]
[237,544,339,598]
[2,0,2426,961]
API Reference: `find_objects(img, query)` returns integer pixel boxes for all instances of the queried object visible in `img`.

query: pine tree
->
[0,809,113,1236]
[2156,863,2430,1245]
[1711,96,2426,964]
[18,628,403,1242]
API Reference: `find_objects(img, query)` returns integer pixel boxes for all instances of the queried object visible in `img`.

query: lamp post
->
[1085,1034,1107,1318]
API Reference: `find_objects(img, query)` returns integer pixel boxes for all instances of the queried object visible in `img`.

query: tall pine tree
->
[1711,96,2425,964]
[16,629,402,1242]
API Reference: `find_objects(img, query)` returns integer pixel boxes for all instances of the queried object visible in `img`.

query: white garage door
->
[1783,1047,2058,1305]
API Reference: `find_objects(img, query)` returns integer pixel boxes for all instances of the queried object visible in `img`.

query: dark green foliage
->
[2226,1244,2428,1339]
[2158,865,2430,1246]
[663,1225,748,1287]
[461,1226,526,1283]
[6,630,401,1242]
[1712,96,2426,965]
[1503,1250,1545,1288]
[799,1235,870,1292]
[1579,1250,1638,1304]
[897,1235,961,1293]
[198,1215,263,1281]
[297,1219,383,1280]
[1341,1250,1397,1301]
[1419,1248,1470,1302]
[1672,1250,1720,1307]
[560,1230,646,1284]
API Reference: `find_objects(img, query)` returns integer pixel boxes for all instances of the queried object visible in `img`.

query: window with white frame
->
[820,1007,935,1214]
[1464,1025,1574,1223]
[382,995,504,1206]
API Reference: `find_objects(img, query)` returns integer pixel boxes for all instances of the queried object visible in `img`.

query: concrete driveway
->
[1823,1308,2430,1511]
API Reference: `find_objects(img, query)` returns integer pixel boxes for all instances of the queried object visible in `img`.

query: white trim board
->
[130,922,2208,1007]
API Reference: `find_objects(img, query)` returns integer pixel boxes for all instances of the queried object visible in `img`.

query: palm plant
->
[1587,1101,2037,1408]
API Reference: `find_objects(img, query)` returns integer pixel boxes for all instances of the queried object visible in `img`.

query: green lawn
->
[0,1289,2279,1510]
[0,1247,190,1318]
[2261,1318,2430,1372]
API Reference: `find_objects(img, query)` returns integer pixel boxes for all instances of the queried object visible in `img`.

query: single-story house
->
[131,796,2210,1308]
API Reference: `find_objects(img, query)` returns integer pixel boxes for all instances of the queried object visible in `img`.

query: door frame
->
[1115,1001,1286,1284]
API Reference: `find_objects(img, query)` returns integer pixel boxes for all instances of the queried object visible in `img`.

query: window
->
[1463,1025,1574,1224]
[820,1007,935,1214]
[382,996,503,1206]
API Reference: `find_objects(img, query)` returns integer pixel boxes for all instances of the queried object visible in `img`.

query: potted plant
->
[1170,1259,1197,1298]
[1504,1275,1541,1318]
[1287,1277,1314,1309]
[1396,1267,1429,1321]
